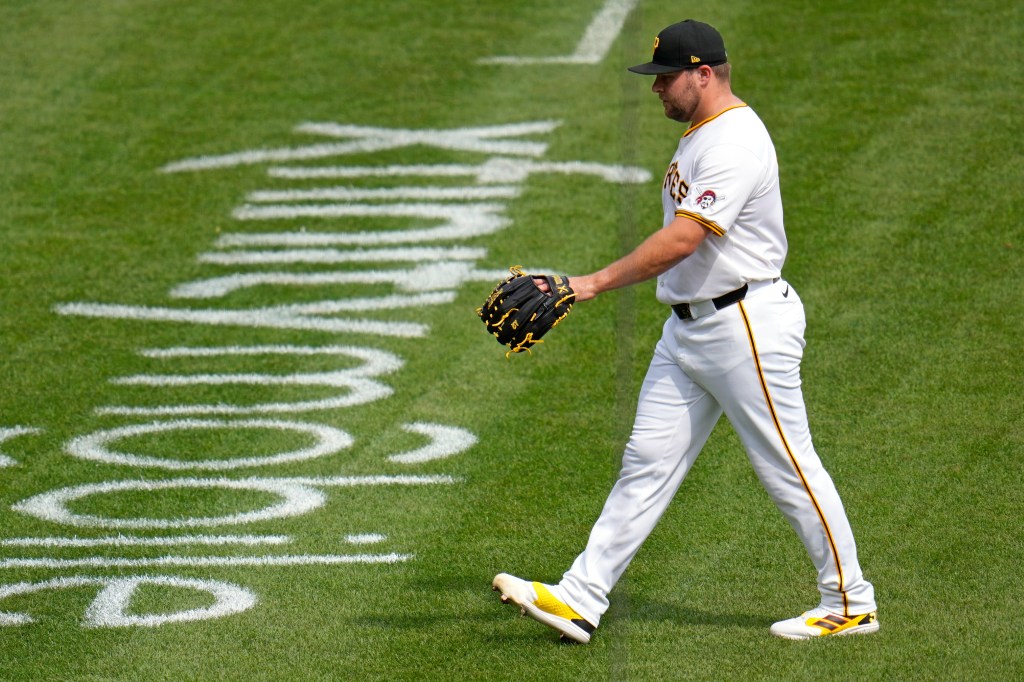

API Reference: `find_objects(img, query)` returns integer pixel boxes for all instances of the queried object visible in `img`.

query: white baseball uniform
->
[555,104,876,626]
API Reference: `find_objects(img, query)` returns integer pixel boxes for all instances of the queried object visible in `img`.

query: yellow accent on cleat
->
[770,607,879,640]
[806,611,878,636]
[492,573,596,644]
[533,582,585,622]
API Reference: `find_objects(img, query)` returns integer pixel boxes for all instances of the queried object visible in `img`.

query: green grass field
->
[1,1,1021,679]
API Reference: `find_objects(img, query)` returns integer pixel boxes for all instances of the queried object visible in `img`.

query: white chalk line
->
[0,575,257,627]
[1,534,388,548]
[0,427,42,468]
[232,203,501,222]
[198,246,486,266]
[1,534,291,548]
[136,345,404,381]
[227,204,510,242]
[479,0,638,65]
[388,423,478,464]
[53,302,430,338]
[161,121,559,173]
[234,201,505,221]
[186,294,456,313]
[266,158,651,184]
[254,294,456,313]
[66,417,473,467]
[12,475,461,530]
[66,419,354,471]
[0,554,414,570]
[171,265,506,300]
[294,121,559,140]
[247,185,521,203]
[266,474,461,487]
[98,373,392,417]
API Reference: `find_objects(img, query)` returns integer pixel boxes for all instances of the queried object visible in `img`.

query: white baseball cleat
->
[770,607,879,640]
[492,573,596,644]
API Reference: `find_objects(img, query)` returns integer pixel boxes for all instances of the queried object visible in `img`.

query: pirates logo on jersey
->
[696,190,717,209]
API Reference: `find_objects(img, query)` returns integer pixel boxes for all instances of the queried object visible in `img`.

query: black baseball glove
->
[477,266,576,356]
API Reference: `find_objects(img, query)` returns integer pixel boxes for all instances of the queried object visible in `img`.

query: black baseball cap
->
[628,20,728,74]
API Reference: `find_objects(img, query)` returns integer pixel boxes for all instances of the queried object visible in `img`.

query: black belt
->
[671,278,780,320]
[672,284,748,320]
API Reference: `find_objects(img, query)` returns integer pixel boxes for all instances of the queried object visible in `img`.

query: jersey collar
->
[683,103,748,138]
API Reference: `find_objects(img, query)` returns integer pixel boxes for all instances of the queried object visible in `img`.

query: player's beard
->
[662,71,699,123]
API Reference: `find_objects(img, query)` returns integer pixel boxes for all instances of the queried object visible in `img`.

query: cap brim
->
[627,62,691,75]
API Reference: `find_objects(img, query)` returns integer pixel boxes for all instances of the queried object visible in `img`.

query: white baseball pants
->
[558,279,876,626]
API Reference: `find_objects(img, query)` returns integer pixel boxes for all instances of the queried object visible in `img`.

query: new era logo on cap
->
[629,19,728,74]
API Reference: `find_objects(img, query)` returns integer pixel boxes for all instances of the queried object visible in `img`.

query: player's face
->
[653,69,700,123]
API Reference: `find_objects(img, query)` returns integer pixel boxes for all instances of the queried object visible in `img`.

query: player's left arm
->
[567,216,710,302]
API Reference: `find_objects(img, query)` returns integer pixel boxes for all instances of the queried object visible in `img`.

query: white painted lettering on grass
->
[0,554,414,571]
[263,294,455,312]
[171,263,504,300]
[13,478,326,529]
[198,246,485,266]
[53,302,428,337]
[388,423,478,464]
[1,535,291,548]
[229,203,510,242]
[160,121,559,173]
[100,372,392,417]
[479,0,639,65]
[0,427,42,468]
[13,475,458,529]
[247,185,521,203]
[66,420,353,471]
[101,345,413,417]
[138,345,404,378]
[266,157,651,184]
[0,575,256,627]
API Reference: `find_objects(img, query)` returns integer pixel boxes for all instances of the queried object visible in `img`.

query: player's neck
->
[692,90,744,125]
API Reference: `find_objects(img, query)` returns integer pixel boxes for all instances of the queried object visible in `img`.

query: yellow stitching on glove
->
[491,307,518,330]
[505,334,543,358]
[551,311,570,328]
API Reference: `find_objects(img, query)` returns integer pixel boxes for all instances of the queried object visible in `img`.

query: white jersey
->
[657,104,786,304]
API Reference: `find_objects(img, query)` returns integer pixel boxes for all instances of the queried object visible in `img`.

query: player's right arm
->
[568,216,709,302]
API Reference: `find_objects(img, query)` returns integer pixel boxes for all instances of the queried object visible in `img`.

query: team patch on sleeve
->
[695,190,717,209]
[676,209,725,237]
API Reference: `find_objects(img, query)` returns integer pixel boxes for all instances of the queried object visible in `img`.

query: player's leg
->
[554,327,723,626]
[702,282,876,622]
[494,325,722,639]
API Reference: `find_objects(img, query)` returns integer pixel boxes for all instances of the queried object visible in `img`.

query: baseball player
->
[493,19,878,642]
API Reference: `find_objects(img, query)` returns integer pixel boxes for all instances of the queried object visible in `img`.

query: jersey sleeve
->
[675,144,764,237]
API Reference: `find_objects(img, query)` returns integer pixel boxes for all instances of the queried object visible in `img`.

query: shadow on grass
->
[346,577,768,642]
[627,601,768,631]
